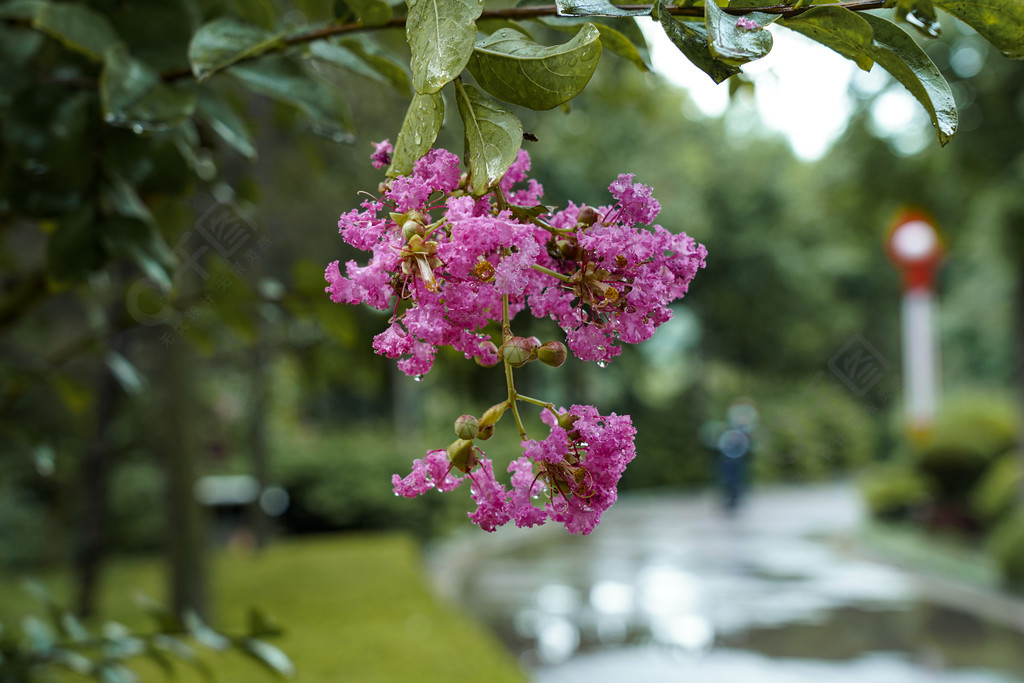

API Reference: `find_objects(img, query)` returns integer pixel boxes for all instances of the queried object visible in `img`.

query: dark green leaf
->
[780,5,875,71]
[706,2,774,66]
[555,0,649,17]
[934,0,1024,59]
[340,0,392,26]
[32,2,122,61]
[407,0,483,93]
[47,205,105,284]
[248,608,284,638]
[101,45,197,130]
[454,82,523,195]
[0,24,44,72]
[197,88,258,160]
[388,91,444,176]
[0,0,47,20]
[310,39,412,97]
[229,55,354,142]
[657,0,739,84]
[467,25,602,110]
[188,17,285,81]
[542,15,651,70]
[101,216,175,292]
[861,14,957,145]
[241,638,296,678]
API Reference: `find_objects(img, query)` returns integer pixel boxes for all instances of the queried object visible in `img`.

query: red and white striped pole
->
[886,210,944,437]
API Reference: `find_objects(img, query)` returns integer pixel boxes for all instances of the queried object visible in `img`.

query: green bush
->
[910,393,1018,499]
[987,509,1024,591]
[970,452,1023,528]
[860,463,933,522]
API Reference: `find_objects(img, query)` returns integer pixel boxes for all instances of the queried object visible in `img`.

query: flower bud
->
[557,412,579,432]
[447,438,478,473]
[537,341,568,368]
[500,336,534,368]
[577,206,599,227]
[406,234,424,252]
[476,423,495,441]
[479,401,508,428]
[406,210,427,225]
[403,220,425,241]
[454,414,479,440]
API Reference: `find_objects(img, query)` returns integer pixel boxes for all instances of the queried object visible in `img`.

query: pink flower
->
[735,16,759,30]
[392,450,463,497]
[370,139,392,169]
[467,458,512,532]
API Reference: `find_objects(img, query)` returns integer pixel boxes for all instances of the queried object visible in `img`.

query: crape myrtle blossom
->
[327,143,704,535]
[392,405,636,534]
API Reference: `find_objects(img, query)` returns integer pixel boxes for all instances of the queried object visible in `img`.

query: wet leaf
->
[861,14,957,145]
[705,2,775,66]
[455,82,522,195]
[196,88,258,160]
[657,0,739,84]
[229,55,354,142]
[467,25,602,110]
[101,45,197,130]
[894,0,941,38]
[555,0,649,17]
[310,39,412,97]
[407,0,483,93]
[781,5,875,71]
[32,2,122,61]
[188,17,285,81]
[934,0,1024,59]
[388,91,444,176]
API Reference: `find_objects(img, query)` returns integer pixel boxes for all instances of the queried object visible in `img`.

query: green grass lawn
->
[0,533,526,683]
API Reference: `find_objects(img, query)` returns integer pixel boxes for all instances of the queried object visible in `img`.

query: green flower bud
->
[500,336,534,368]
[557,412,579,432]
[476,423,495,441]
[537,341,568,367]
[403,220,425,241]
[447,438,478,473]
[479,402,508,428]
[454,414,479,440]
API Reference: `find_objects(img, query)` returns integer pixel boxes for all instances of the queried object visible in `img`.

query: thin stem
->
[501,294,528,440]
[517,394,560,417]
[531,263,573,283]
[154,0,890,82]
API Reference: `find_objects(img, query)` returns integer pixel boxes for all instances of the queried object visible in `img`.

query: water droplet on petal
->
[414,134,422,145]
[413,374,423,382]
[596,361,607,368]
[131,123,145,135]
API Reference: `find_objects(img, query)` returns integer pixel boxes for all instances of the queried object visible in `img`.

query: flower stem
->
[502,294,528,440]
[531,263,572,283]
[517,394,559,416]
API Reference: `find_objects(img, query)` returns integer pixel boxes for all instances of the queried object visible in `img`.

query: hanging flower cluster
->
[326,141,706,535]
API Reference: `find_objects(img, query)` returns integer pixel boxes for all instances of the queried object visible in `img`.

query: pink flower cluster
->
[392,406,636,534]
[325,142,707,374]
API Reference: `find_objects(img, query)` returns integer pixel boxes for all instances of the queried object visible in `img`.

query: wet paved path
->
[428,483,1024,682]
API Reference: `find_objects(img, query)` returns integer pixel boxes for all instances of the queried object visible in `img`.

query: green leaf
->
[706,2,775,66]
[21,615,54,651]
[101,45,197,130]
[407,0,483,94]
[241,638,296,678]
[657,0,739,84]
[467,25,602,110]
[102,216,175,292]
[894,0,941,38]
[229,55,354,142]
[196,88,258,160]
[32,2,122,61]
[388,91,444,176]
[934,0,1024,59]
[780,5,875,71]
[106,351,146,395]
[339,0,393,26]
[47,205,106,284]
[454,82,523,195]
[188,17,285,81]
[310,39,412,97]
[0,0,48,20]
[555,0,649,17]
[183,610,231,651]
[861,14,957,145]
